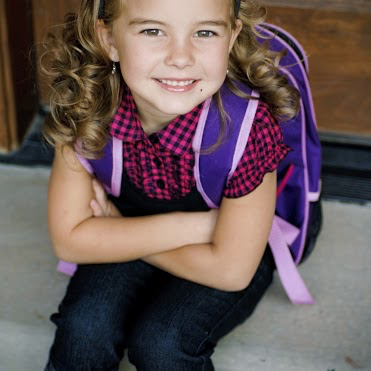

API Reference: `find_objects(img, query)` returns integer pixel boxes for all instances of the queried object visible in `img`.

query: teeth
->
[159,79,195,87]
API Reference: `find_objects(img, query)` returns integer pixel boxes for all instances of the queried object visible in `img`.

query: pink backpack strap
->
[57,261,77,276]
[111,137,123,197]
[227,91,260,182]
[269,217,315,304]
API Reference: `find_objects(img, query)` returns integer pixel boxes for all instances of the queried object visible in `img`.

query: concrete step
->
[0,165,370,370]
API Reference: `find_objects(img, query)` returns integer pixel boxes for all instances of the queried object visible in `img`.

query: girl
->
[41,0,299,369]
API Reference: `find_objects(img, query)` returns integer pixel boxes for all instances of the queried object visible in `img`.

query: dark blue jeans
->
[46,172,275,370]
[45,248,274,370]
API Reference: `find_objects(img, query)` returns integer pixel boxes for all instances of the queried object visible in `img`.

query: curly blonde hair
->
[39,0,123,158]
[40,0,300,158]
[228,0,300,118]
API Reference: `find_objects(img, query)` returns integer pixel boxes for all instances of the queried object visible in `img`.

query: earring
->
[112,62,117,75]
[227,69,230,75]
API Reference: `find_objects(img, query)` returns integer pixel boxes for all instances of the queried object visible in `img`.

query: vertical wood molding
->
[0,0,18,151]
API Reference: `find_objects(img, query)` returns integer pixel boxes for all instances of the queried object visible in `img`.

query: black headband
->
[98,0,105,19]
[98,0,241,19]
[235,0,241,16]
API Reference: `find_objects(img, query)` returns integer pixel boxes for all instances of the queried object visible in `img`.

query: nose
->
[164,37,195,69]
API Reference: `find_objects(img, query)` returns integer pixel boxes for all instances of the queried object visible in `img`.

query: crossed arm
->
[48,144,276,291]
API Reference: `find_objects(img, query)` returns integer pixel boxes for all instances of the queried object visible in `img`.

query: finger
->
[90,199,103,217]
[92,179,108,207]
[92,178,104,194]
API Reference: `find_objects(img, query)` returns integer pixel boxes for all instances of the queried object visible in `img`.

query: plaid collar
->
[110,85,203,156]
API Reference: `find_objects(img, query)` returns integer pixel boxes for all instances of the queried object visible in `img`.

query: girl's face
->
[100,0,242,126]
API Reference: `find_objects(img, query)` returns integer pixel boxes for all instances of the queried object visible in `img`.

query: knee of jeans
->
[129,324,185,364]
[51,305,125,360]
[128,322,209,368]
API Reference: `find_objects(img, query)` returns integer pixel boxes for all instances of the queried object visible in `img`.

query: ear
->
[228,19,243,53]
[96,19,120,62]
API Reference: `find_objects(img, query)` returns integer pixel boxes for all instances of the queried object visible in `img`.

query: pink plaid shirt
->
[110,85,291,200]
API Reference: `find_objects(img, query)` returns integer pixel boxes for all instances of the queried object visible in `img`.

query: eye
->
[142,29,164,36]
[194,30,217,38]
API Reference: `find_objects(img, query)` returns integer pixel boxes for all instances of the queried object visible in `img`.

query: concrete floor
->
[0,164,370,371]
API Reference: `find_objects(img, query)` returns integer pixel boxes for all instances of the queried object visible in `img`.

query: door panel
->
[32,0,80,104]
[264,3,371,137]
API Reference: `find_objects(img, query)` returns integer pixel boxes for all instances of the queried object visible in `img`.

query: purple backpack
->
[58,23,322,305]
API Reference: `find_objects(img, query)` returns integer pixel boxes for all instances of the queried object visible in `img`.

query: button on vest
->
[149,134,159,144]
[156,179,165,189]
[153,157,162,168]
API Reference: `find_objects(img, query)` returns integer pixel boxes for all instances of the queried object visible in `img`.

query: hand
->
[90,179,122,217]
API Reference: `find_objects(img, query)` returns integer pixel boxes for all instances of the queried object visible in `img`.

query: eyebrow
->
[128,18,228,28]
[197,20,228,28]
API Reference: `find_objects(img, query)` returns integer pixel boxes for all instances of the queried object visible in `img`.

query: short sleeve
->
[224,101,292,199]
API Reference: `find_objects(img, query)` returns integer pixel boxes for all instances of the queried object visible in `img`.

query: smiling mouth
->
[154,78,199,92]
[156,79,196,87]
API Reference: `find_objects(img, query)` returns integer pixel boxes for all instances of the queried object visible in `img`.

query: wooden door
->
[32,0,80,104]
[264,0,371,139]
[0,0,36,152]
[29,0,371,140]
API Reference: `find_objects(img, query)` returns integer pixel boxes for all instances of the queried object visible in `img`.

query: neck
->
[138,110,175,136]
[131,92,179,135]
